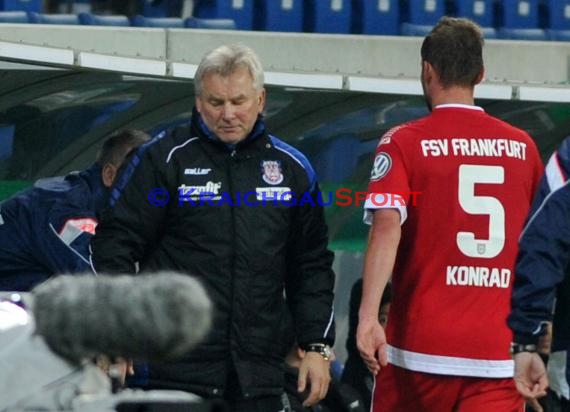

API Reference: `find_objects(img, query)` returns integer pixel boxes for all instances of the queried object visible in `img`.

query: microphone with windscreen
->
[32,271,212,364]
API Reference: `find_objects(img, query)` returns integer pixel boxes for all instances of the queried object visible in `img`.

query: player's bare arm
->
[357,208,401,374]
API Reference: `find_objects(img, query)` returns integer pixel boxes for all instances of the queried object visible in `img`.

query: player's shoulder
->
[377,116,430,147]
[485,114,535,143]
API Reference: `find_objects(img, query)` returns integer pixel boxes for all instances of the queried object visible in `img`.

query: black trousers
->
[228,395,284,412]
[224,366,284,412]
[531,389,570,412]
[560,394,570,412]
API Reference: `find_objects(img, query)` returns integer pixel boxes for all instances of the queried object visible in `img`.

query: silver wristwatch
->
[304,343,332,361]
[510,343,538,354]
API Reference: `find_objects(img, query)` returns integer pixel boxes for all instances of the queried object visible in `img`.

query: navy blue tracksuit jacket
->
[0,164,107,291]
[508,136,570,397]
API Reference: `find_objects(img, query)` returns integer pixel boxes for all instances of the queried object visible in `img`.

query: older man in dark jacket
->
[91,44,336,412]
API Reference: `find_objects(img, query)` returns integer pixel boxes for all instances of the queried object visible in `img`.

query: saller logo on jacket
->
[185,168,212,175]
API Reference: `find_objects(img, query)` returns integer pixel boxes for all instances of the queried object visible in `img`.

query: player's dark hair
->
[421,16,484,88]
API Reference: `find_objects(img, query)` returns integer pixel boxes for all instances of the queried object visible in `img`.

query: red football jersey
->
[365,105,543,377]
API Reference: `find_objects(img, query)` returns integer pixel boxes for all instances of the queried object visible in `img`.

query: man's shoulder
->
[0,182,94,231]
[267,135,311,164]
[482,113,535,141]
[39,178,96,224]
[4,175,79,210]
[267,134,317,186]
[139,126,200,163]
[378,117,430,146]
[34,175,73,192]
[169,124,193,141]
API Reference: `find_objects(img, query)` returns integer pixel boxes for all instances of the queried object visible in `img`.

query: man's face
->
[196,67,266,145]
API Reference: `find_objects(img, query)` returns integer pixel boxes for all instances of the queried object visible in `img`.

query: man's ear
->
[474,67,485,85]
[101,163,118,188]
[195,96,202,113]
[422,60,434,84]
[257,88,266,112]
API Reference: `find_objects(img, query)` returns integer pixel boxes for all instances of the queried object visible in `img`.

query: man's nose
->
[222,103,236,119]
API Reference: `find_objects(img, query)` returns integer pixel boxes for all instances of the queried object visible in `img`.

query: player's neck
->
[430,86,475,108]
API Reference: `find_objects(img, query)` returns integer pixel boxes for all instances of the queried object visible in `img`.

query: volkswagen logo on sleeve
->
[370,152,392,181]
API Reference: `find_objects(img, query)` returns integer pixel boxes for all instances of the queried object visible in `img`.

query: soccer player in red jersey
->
[356,17,544,412]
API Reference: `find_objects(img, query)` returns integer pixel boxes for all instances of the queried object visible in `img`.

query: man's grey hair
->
[32,272,212,364]
[194,44,265,96]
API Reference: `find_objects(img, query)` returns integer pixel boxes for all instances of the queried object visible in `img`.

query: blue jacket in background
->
[508,136,570,398]
[0,164,108,291]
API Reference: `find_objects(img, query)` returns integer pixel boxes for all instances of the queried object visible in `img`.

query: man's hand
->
[513,351,548,412]
[297,351,331,407]
[357,316,388,375]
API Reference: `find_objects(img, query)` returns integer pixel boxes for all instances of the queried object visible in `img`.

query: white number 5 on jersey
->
[457,164,505,259]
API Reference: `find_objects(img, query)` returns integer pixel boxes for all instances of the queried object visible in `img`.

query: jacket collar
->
[67,164,109,217]
[191,107,266,152]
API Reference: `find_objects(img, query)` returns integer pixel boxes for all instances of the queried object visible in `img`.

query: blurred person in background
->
[341,279,391,410]
[357,16,543,412]
[0,129,149,291]
[508,136,570,412]
[281,309,365,412]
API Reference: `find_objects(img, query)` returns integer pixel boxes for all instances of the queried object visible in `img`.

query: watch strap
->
[304,343,331,361]
[510,343,538,354]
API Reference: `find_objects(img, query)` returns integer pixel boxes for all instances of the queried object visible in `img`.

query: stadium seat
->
[78,13,131,26]
[0,10,28,23]
[453,0,494,28]
[184,16,236,29]
[0,0,41,12]
[139,0,182,17]
[498,0,540,28]
[304,0,352,34]
[54,0,91,13]
[131,15,185,27]
[27,12,81,25]
[193,0,255,30]
[353,0,400,35]
[407,0,445,26]
[254,0,303,32]
[543,0,570,30]
[495,0,546,39]
[310,134,359,183]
